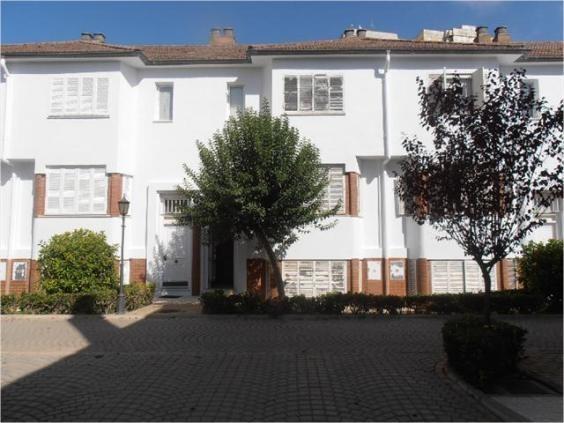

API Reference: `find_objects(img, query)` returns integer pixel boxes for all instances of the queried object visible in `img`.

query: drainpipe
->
[1,58,11,161]
[380,50,392,293]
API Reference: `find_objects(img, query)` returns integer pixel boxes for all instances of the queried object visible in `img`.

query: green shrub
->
[0,283,154,314]
[519,240,563,313]
[200,290,237,314]
[317,292,348,314]
[289,295,320,314]
[38,229,118,294]
[0,295,19,314]
[234,292,264,314]
[264,297,291,316]
[442,315,527,387]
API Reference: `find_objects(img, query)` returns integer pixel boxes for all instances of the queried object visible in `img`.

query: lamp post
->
[118,195,130,314]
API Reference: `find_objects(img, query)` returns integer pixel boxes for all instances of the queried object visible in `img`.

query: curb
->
[436,359,529,422]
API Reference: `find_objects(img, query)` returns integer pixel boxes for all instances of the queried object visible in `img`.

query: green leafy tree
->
[397,69,563,323]
[38,229,118,294]
[178,104,338,297]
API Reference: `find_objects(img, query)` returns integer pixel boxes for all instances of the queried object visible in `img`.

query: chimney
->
[357,28,367,39]
[475,26,492,43]
[343,28,355,38]
[209,27,236,46]
[493,26,511,43]
[80,32,93,41]
[92,33,106,43]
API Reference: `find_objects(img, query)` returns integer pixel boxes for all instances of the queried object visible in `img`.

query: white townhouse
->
[1,25,562,298]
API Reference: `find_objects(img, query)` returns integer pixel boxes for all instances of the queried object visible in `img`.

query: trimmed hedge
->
[442,315,527,387]
[200,290,546,315]
[0,284,155,314]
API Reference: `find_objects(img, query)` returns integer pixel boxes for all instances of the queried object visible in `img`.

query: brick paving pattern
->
[1,314,561,421]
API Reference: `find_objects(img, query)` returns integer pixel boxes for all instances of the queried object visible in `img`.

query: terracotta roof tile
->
[517,41,563,62]
[1,37,561,64]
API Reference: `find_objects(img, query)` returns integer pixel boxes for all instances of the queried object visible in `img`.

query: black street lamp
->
[118,195,130,314]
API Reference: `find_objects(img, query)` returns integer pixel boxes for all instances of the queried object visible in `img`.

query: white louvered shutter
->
[298,261,314,297]
[50,78,66,115]
[472,67,487,106]
[284,76,298,111]
[431,261,464,294]
[80,77,95,114]
[62,169,78,213]
[92,169,107,213]
[65,78,80,114]
[282,261,298,296]
[330,261,346,293]
[323,167,345,213]
[314,261,330,296]
[46,170,62,213]
[299,76,313,111]
[313,75,329,111]
[78,169,92,213]
[463,261,497,293]
[329,77,343,111]
[96,78,109,115]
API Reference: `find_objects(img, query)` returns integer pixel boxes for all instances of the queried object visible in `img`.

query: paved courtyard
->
[1,314,562,422]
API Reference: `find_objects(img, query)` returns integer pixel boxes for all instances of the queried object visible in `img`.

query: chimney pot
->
[494,26,511,43]
[80,32,93,41]
[223,27,234,38]
[475,26,492,43]
[357,28,367,39]
[343,28,355,38]
[92,33,106,43]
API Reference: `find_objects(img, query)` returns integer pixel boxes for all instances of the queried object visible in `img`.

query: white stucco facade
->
[1,32,562,296]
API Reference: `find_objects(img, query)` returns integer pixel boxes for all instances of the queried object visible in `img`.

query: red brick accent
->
[191,226,201,295]
[130,259,147,284]
[107,173,123,216]
[349,259,361,293]
[497,259,520,290]
[269,262,279,299]
[30,260,41,292]
[416,258,431,295]
[346,172,360,216]
[362,259,385,295]
[385,258,408,296]
[34,174,46,217]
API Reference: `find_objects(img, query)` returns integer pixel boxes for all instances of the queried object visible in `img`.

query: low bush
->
[38,229,118,294]
[442,315,527,387]
[519,240,563,313]
[0,283,155,314]
[199,290,546,315]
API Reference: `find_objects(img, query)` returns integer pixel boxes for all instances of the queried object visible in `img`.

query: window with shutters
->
[49,77,109,117]
[156,83,173,121]
[429,73,473,97]
[321,166,345,214]
[282,260,347,297]
[284,75,344,113]
[229,85,245,116]
[45,167,107,215]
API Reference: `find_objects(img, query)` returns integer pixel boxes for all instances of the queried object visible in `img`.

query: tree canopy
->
[397,69,563,321]
[178,104,339,297]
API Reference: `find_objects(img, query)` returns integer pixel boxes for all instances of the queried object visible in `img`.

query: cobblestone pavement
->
[1,314,561,422]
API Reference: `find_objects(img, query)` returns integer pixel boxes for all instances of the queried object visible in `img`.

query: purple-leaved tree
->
[397,69,563,323]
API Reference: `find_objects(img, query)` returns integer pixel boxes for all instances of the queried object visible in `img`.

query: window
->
[46,167,107,215]
[322,166,345,213]
[394,179,406,216]
[229,86,245,116]
[156,83,173,121]
[50,77,109,116]
[441,74,473,97]
[522,79,540,117]
[284,75,343,112]
[282,260,347,297]
[161,194,190,225]
[12,261,28,281]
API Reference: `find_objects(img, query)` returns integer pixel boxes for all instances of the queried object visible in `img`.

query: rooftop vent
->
[341,27,399,40]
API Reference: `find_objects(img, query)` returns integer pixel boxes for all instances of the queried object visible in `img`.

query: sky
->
[1,1,562,45]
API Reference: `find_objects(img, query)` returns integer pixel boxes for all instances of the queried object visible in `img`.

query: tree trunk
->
[256,230,286,298]
[478,263,492,325]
